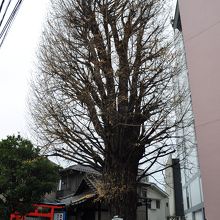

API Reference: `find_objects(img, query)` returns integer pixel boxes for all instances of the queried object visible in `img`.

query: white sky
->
[0,0,49,140]
[0,1,176,141]
[0,0,177,174]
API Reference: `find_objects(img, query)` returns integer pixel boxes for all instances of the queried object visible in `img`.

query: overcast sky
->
[0,0,176,146]
[0,0,49,140]
[0,0,177,174]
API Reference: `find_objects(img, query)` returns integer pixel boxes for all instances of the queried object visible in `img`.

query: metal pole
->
[98,202,101,220]
[145,199,148,220]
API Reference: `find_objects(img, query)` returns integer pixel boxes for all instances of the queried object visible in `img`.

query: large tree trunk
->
[99,160,139,220]
[98,127,144,220]
[110,181,138,220]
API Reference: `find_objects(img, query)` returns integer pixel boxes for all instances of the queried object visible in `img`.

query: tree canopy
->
[30,0,188,219]
[0,135,59,218]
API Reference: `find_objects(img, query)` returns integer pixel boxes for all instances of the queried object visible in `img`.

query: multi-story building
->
[169,0,220,219]
[171,2,205,220]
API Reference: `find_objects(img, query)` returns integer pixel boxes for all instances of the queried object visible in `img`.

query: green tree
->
[0,135,59,218]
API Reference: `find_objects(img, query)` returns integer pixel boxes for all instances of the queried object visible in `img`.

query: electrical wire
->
[0,0,23,48]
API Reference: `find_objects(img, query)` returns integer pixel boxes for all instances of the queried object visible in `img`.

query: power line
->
[0,0,23,48]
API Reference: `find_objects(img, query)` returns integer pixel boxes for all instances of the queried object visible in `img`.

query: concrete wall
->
[178,0,220,219]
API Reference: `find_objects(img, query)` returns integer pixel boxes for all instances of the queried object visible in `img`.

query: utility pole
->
[145,198,151,220]
[145,199,148,220]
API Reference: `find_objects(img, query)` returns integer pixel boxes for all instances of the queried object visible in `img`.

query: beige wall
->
[178,0,220,219]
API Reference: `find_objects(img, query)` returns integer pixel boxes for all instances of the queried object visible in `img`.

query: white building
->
[137,182,169,220]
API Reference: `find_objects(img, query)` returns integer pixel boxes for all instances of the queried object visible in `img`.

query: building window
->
[186,186,190,209]
[61,178,68,190]
[142,189,147,198]
[156,200,160,209]
[194,209,203,220]
[57,179,62,191]
[147,199,151,209]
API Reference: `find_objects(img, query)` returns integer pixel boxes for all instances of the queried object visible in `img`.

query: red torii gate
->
[10,203,65,220]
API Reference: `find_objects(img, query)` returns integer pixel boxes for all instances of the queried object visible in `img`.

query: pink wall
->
[178,0,220,219]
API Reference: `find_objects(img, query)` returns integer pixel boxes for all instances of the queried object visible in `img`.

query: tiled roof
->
[59,192,96,206]
[61,164,100,175]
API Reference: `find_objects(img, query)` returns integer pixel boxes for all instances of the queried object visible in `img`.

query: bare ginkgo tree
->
[30,0,188,219]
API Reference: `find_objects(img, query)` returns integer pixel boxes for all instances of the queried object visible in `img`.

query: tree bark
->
[110,184,138,220]
[100,161,139,220]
